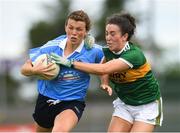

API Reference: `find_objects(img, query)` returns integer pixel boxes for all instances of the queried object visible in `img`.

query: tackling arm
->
[50,53,130,75]
[73,59,130,75]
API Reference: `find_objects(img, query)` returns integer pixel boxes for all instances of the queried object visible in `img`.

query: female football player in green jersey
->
[51,12,163,132]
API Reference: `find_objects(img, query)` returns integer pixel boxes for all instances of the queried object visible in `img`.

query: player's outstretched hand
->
[100,84,113,96]
[50,53,73,68]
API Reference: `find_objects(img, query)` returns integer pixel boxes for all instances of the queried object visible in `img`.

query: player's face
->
[65,19,87,45]
[105,24,127,52]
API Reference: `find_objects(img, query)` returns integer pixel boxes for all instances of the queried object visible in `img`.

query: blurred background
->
[0,0,180,132]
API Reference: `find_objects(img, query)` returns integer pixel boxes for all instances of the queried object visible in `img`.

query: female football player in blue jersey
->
[51,12,163,132]
[21,10,105,132]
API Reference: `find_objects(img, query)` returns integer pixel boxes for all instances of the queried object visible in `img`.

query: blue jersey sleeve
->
[76,44,104,63]
[29,35,66,61]
[95,48,104,63]
[29,47,41,62]
[94,44,104,63]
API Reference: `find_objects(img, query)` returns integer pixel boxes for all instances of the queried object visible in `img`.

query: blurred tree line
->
[1,0,180,106]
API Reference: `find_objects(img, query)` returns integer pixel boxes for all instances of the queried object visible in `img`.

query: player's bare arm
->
[73,58,130,75]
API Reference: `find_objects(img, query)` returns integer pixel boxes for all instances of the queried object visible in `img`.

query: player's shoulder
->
[128,42,142,52]
[40,35,66,49]
[102,46,111,54]
[128,42,145,57]
[102,45,109,50]
[88,44,103,54]
[93,44,103,49]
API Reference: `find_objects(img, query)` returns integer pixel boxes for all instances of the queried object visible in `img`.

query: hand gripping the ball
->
[32,54,60,80]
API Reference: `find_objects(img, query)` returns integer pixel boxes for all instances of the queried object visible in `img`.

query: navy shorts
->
[33,94,86,128]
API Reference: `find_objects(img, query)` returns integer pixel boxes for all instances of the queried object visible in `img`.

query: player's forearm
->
[100,74,109,85]
[73,61,107,75]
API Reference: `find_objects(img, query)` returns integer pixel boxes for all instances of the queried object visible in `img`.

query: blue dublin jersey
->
[29,35,103,101]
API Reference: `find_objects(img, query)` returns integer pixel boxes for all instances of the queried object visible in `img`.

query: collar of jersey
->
[112,41,130,55]
[58,37,84,54]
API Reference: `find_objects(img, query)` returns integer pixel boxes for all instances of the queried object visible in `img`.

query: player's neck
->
[64,42,79,56]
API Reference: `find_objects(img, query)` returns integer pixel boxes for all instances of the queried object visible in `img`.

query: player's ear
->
[122,33,128,41]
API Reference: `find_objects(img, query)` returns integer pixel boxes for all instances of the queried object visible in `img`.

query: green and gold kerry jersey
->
[103,42,160,106]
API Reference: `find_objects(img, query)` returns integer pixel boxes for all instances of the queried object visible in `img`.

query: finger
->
[50,53,60,58]
[47,62,55,67]
[25,60,33,66]
[51,55,59,60]
[107,88,112,96]
[26,59,32,63]
[102,85,112,96]
[101,85,106,90]
[104,87,111,96]
[43,65,56,72]
[100,84,107,88]
[40,75,53,80]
